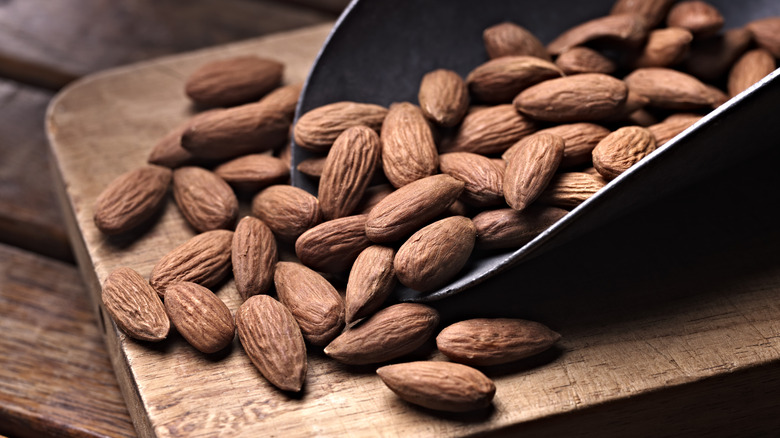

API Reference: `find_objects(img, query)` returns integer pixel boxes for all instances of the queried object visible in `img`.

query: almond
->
[623,67,722,110]
[418,69,469,127]
[256,82,302,119]
[547,14,648,56]
[150,229,233,296]
[394,216,476,293]
[273,262,345,346]
[526,123,611,169]
[172,166,238,232]
[251,185,322,241]
[319,126,381,219]
[728,48,776,98]
[94,165,171,235]
[440,104,538,154]
[147,110,219,168]
[483,22,550,60]
[747,17,780,58]
[555,47,617,75]
[324,303,439,365]
[295,214,372,274]
[164,282,235,354]
[185,56,283,107]
[537,172,607,209]
[236,294,307,392]
[666,1,724,38]
[466,56,563,103]
[345,245,396,324]
[648,113,703,146]
[232,216,277,301]
[592,126,656,180]
[503,133,565,211]
[439,152,505,207]
[377,361,495,412]
[514,73,628,122]
[380,102,439,188]
[213,154,289,192]
[101,267,169,342]
[472,205,569,250]
[365,174,465,243]
[634,27,693,68]
[296,156,326,179]
[293,101,387,152]
[610,0,676,28]
[354,184,395,215]
[682,27,753,81]
[436,318,561,366]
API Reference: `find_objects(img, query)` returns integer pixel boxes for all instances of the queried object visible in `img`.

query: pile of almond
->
[95,0,779,412]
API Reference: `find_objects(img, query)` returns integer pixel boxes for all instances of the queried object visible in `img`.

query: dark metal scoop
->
[292,0,780,301]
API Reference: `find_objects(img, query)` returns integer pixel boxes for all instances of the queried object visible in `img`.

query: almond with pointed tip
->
[523,123,610,169]
[232,216,277,301]
[728,48,776,98]
[440,104,538,154]
[555,47,616,75]
[547,14,648,55]
[466,56,563,103]
[514,73,628,122]
[624,67,722,110]
[592,126,656,180]
[295,214,372,274]
[101,267,169,342]
[483,22,550,60]
[185,56,283,107]
[293,101,387,152]
[648,113,703,147]
[473,206,569,250]
[381,102,439,188]
[537,172,607,208]
[147,110,219,168]
[439,152,505,207]
[94,165,171,235]
[256,82,302,119]
[164,282,235,354]
[345,245,396,324]
[666,1,724,37]
[503,133,565,211]
[173,166,238,232]
[150,229,233,296]
[251,185,322,241]
[418,69,469,127]
[634,27,693,68]
[213,154,289,192]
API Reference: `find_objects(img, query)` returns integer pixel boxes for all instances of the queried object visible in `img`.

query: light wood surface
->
[46,22,780,437]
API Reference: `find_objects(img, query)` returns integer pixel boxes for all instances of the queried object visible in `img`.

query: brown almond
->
[319,126,381,219]
[436,318,561,366]
[503,133,565,211]
[728,48,776,98]
[466,56,563,103]
[473,205,569,250]
[94,165,171,235]
[527,123,611,169]
[213,154,289,192]
[547,14,648,55]
[101,267,169,342]
[324,303,439,365]
[380,102,439,188]
[626,108,658,127]
[394,216,476,293]
[293,101,388,152]
[537,172,607,209]
[185,56,283,107]
[440,104,538,154]
[555,47,617,75]
[682,27,753,82]
[150,229,233,296]
[418,69,470,127]
[439,152,505,207]
[667,1,724,38]
[592,126,656,180]
[483,22,550,60]
[354,184,396,215]
[747,17,780,58]
[365,174,465,243]
[232,216,277,301]
[634,27,693,68]
[610,0,676,28]
[147,110,219,168]
[256,82,302,119]
[236,295,307,392]
[274,262,345,346]
[296,156,326,179]
[377,361,495,412]
[295,214,372,274]
[648,113,703,146]
[514,73,628,122]
[251,185,322,241]
[164,282,235,354]
[181,102,290,160]
[172,166,238,232]
[345,245,396,324]
[624,67,722,110]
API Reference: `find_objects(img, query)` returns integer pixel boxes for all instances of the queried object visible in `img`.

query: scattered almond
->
[439,152,505,207]
[150,229,233,296]
[185,56,283,107]
[537,172,607,209]
[295,214,372,274]
[345,245,396,324]
[213,154,290,192]
[473,206,569,250]
[483,22,550,60]
[440,104,538,154]
[94,165,171,235]
[251,185,322,241]
[418,69,469,127]
[164,282,235,354]
[101,267,169,342]
[514,73,628,122]
[592,126,657,180]
[503,133,565,211]
[293,101,387,152]
[555,47,617,75]
[232,216,277,301]
[728,48,776,97]
[172,166,238,232]
[466,56,563,103]
[381,102,439,188]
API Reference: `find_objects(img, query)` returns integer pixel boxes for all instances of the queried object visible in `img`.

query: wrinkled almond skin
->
[377,361,495,412]
[682,27,753,82]
[610,0,676,28]
[394,216,476,293]
[296,156,326,179]
[251,185,322,241]
[232,216,277,301]
[439,152,504,207]
[466,56,563,103]
[274,262,345,346]
[319,126,381,219]
[440,104,538,154]
[473,206,569,250]
[164,282,235,354]
[172,166,238,232]
[418,69,469,127]
[213,154,289,192]
[666,1,724,38]
[526,123,611,169]
[624,67,721,110]
[148,110,219,168]
[728,48,776,98]
[354,184,395,215]
[381,102,439,188]
[514,73,628,122]
[185,56,284,107]
[256,82,303,119]
[555,47,616,75]
[324,303,439,365]
[365,174,465,243]
[592,126,656,180]
[295,214,372,274]
[236,295,307,392]
[483,22,550,60]
[547,14,648,55]
[101,267,169,342]
[94,165,171,235]
[345,245,396,324]
[503,133,565,211]
[538,172,607,209]
[293,101,388,152]
[150,229,233,296]
[436,318,561,366]
[634,27,693,68]
[747,17,780,58]
[648,113,703,146]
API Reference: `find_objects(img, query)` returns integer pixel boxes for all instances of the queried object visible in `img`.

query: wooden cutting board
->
[46,23,780,437]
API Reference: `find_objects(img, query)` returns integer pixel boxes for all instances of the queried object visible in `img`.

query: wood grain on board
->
[45,21,780,437]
